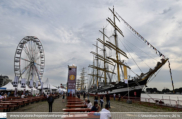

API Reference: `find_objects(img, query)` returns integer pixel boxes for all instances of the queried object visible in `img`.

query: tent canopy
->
[0,82,15,91]
[38,78,57,90]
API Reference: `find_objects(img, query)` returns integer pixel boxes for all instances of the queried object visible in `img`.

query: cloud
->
[161,8,171,14]
[0,0,181,90]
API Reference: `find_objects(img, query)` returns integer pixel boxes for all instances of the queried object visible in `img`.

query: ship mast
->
[103,28,107,84]
[80,68,86,90]
[96,41,99,87]
[88,40,115,87]
[106,6,128,82]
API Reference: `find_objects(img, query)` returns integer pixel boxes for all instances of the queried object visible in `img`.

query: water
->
[141,93,182,106]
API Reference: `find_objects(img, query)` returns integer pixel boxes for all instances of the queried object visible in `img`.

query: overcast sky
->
[0,0,181,90]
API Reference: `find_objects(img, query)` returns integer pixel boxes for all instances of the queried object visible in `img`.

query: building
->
[0,75,12,87]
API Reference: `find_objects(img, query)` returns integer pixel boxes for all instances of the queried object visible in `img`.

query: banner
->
[67,65,77,91]
[41,82,44,89]
[13,76,19,87]
[29,79,33,88]
[36,80,39,88]
[123,66,128,84]
[21,78,26,88]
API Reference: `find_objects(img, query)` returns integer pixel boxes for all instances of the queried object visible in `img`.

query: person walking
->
[113,93,116,101]
[118,93,121,101]
[47,93,54,112]
[105,91,110,108]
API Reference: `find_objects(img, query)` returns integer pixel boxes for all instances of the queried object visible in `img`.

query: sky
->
[0,0,181,91]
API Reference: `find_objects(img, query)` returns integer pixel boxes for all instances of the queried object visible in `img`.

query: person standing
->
[83,92,86,99]
[113,93,116,101]
[47,94,54,112]
[105,91,110,108]
[78,93,80,99]
[62,93,65,103]
[118,93,121,101]
[100,104,112,119]
[94,93,98,102]
[87,92,89,99]
[100,95,104,109]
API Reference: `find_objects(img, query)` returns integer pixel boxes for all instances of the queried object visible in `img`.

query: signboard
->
[67,65,77,93]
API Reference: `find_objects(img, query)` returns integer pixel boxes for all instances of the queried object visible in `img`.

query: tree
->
[153,88,158,93]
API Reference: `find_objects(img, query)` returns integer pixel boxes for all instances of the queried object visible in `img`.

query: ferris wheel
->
[14,36,45,86]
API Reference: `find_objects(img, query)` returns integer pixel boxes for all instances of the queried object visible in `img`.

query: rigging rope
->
[121,24,158,63]
[116,12,166,59]
[168,60,175,93]
[121,38,152,69]
[119,38,143,73]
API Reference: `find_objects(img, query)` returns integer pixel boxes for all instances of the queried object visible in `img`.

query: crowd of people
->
[80,91,112,119]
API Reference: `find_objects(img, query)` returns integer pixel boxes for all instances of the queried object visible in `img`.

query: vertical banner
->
[23,88,25,95]
[14,88,17,97]
[67,65,77,94]
[29,79,33,88]
[41,82,44,94]
[21,78,26,88]
[123,66,128,84]
[13,76,19,87]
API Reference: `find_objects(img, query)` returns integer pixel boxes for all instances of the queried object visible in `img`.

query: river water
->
[141,93,182,105]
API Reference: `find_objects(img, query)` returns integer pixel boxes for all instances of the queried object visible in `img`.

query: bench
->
[63,108,91,112]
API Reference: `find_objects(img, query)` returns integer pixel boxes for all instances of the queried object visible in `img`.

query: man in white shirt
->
[113,93,116,101]
[87,100,92,109]
[100,104,112,119]
[21,94,25,98]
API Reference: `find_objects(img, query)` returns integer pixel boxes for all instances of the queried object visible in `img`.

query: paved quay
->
[10,95,174,112]
[5,95,182,119]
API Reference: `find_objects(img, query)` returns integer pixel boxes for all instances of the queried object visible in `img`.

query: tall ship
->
[88,7,174,98]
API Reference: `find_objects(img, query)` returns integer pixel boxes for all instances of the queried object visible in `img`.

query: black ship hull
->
[89,78,148,98]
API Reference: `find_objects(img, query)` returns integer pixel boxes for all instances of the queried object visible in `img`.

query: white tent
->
[0,82,15,91]
[38,78,57,90]
[17,84,26,91]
